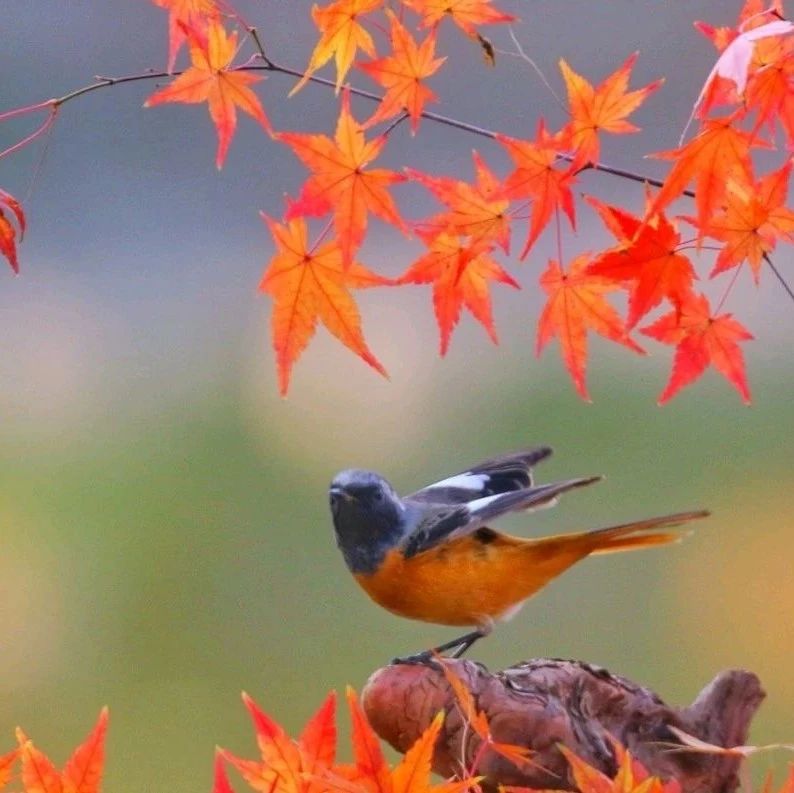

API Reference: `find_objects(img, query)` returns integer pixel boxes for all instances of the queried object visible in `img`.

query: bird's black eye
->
[373,488,385,502]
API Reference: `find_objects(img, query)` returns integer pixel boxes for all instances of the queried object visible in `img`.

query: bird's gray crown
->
[331,468,389,491]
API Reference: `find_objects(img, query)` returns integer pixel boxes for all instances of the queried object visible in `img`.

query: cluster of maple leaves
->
[2,0,794,401]
[3,665,790,793]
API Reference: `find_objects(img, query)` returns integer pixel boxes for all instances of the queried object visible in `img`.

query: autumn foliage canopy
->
[2,0,794,403]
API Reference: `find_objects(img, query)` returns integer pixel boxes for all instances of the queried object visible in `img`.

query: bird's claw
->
[390,651,442,668]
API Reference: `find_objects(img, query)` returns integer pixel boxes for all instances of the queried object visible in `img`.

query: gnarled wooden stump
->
[362,658,764,793]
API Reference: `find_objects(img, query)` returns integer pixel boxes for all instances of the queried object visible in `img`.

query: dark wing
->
[405,447,554,505]
[402,476,601,558]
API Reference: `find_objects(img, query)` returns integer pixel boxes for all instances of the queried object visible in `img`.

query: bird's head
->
[329,469,405,574]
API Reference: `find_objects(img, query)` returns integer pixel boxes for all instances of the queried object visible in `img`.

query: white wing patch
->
[467,493,503,514]
[425,472,489,491]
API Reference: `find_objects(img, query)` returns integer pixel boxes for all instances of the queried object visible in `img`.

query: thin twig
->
[501,27,566,112]
[763,252,794,302]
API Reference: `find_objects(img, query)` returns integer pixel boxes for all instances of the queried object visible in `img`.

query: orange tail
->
[585,510,710,555]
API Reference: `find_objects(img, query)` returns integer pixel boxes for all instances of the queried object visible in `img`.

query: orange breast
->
[353,531,590,628]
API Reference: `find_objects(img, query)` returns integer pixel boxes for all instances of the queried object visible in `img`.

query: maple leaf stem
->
[0,98,56,122]
[0,106,58,160]
[715,261,745,314]
[382,112,410,137]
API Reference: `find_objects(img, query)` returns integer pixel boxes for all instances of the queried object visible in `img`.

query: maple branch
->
[52,70,173,106]
[362,658,765,793]
[246,27,274,68]
[763,252,794,303]
[5,57,792,305]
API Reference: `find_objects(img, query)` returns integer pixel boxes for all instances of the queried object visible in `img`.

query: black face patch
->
[330,481,405,575]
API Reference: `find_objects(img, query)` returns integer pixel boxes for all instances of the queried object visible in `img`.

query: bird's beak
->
[330,486,356,503]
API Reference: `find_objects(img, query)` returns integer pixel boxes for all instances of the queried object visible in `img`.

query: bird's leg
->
[391,629,487,666]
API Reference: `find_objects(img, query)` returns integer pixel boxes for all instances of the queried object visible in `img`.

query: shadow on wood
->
[362,658,764,793]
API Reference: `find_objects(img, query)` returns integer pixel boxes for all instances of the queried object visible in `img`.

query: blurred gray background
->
[1,2,792,791]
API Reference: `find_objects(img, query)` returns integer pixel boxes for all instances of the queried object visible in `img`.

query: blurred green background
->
[1,1,793,791]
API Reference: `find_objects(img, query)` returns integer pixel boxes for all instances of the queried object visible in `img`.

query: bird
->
[328,447,709,663]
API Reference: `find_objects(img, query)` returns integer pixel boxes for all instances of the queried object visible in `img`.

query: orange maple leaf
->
[537,254,645,401]
[291,0,382,95]
[692,6,793,122]
[278,90,407,265]
[358,10,446,133]
[705,163,794,279]
[402,0,515,36]
[648,116,759,230]
[399,230,519,354]
[144,19,272,169]
[151,0,219,72]
[16,708,108,793]
[0,749,18,789]
[496,125,577,258]
[641,292,753,404]
[549,739,682,793]
[408,151,511,253]
[217,691,336,793]
[258,215,390,395]
[440,660,535,773]
[331,688,476,793]
[559,53,663,170]
[587,203,696,328]
[744,36,794,133]
[0,188,25,273]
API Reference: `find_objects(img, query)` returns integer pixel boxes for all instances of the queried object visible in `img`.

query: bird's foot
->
[390,650,441,668]
[390,629,486,667]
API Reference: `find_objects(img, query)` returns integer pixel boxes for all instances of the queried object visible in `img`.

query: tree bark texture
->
[362,658,764,793]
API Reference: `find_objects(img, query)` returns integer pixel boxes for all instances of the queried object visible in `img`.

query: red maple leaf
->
[587,202,696,328]
[0,749,18,789]
[692,3,792,121]
[217,691,337,793]
[548,740,682,793]
[216,686,480,793]
[744,34,794,133]
[151,0,219,72]
[399,229,519,354]
[259,215,390,394]
[648,116,759,230]
[407,151,511,253]
[0,188,26,273]
[496,125,577,258]
[292,0,383,94]
[278,90,407,265]
[641,292,753,404]
[402,0,515,36]
[559,53,662,170]
[440,662,536,773]
[16,708,108,793]
[327,687,475,793]
[704,163,794,279]
[537,254,645,401]
[357,10,446,133]
[144,19,272,168]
